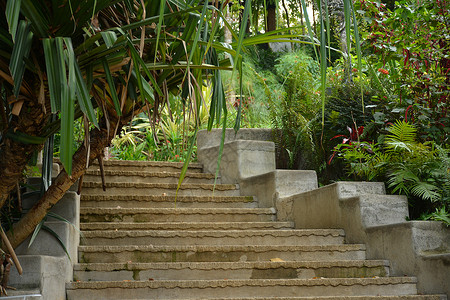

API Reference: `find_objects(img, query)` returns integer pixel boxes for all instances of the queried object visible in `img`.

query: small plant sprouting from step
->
[132,270,140,281]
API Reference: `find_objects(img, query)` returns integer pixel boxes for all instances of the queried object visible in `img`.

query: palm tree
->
[0,0,243,248]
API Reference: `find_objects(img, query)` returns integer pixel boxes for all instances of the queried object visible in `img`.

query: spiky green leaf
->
[5,0,21,41]
[102,59,122,116]
[9,20,33,97]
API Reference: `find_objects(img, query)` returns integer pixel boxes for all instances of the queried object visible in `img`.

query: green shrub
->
[336,120,449,223]
[269,50,321,169]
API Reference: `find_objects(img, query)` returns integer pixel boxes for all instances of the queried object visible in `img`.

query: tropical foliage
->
[1,0,448,250]
[335,120,449,223]
[0,0,259,249]
[355,0,449,144]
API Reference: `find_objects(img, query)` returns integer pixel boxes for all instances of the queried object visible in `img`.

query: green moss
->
[243,196,255,203]
[132,270,140,280]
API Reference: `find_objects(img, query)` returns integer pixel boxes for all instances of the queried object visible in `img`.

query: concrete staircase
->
[66,160,446,299]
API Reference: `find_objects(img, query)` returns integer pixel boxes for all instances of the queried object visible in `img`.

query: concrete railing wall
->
[197,128,450,298]
[10,168,80,300]
[9,128,449,298]
[282,183,450,297]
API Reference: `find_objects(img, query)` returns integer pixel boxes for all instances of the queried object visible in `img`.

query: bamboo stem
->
[0,226,22,275]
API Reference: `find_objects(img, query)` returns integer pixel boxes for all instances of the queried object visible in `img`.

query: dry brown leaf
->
[270,258,285,262]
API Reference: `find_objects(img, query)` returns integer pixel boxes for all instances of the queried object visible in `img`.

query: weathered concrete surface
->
[66,277,419,299]
[80,195,258,208]
[80,181,240,197]
[16,191,80,264]
[79,244,368,263]
[80,221,294,231]
[81,228,344,246]
[197,130,448,297]
[284,182,449,297]
[339,194,409,244]
[73,260,389,281]
[198,140,276,184]
[197,128,274,150]
[83,170,216,184]
[241,170,318,207]
[80,207,276,223]
[277,182,387,225]
[2,290,42,299]
[9,255,66,300]
[13,191,80,299]
[366,221,450,297]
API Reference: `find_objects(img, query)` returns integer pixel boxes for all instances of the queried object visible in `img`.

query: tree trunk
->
[300,2,305,35]
[5,115,124,249]
[239,1,251,34]
[224,4,233,45]
[0,100,48,208]
[281,0,290,29]
[266,4,277,32]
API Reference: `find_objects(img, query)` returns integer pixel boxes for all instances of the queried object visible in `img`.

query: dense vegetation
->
[0,0,448,252]
[110,0,449,224]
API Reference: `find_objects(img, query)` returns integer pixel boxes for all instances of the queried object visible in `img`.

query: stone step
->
[73,260,390,281]
[80,221,295,231]
[66,277,418,300]
[81,229,345,246]
[80,182,240,197]
[83,169,217,184]
[79,244,367,263]
[80,195,257,208]
[90,160,204,173]
[1,290,42,300]
[80,207,276,223]
[159,296,448,300]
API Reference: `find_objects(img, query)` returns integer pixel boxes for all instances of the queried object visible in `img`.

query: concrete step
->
[80,195,257,208]
[83,169,217,184]
[90,160,204,173]
[1,290,42,299]
[80,221,295,231]
[79,244,367,263]
[81,229,345,246]
[66,277,418,299]
[80,207,276,223]
[80,182,240,197]
[73,260,390,281]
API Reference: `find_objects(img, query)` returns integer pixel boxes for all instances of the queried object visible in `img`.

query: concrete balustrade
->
[9,191,80,300]
[7,128,449,299]
[197,128,450,298]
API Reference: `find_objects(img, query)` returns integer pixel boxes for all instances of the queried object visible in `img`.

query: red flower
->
[378,68,389,75]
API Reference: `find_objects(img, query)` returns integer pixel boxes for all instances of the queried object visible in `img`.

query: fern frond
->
[385,141,412,152]
[423,207,450,227]
[385,120,417,144]
[387,166,419,195]
[410,182,441,202]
